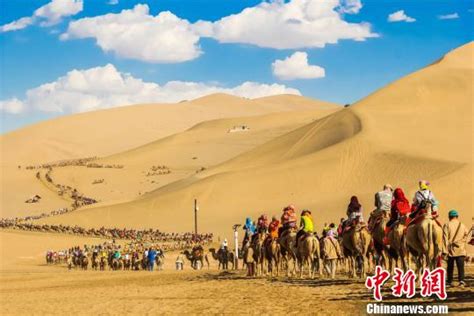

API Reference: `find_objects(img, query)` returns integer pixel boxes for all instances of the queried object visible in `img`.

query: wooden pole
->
[194,199,198,237]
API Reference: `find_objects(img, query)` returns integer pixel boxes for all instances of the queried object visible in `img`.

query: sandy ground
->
[1,231,473,315]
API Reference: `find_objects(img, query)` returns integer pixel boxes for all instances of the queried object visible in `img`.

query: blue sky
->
[0,0,472,133]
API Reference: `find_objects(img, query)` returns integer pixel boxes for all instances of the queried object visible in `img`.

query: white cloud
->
[61,4,201,63]
[388,10,416,23]
[1,64,300,114]
[0,17,34,32]
[107,0,119,5]
[338,0,362,14]
[0,0,83,33]
[0,98,25,114]
[272,52,325,80]
[438,13,459,20]
[34,0,83,26]
[195,0,377,49]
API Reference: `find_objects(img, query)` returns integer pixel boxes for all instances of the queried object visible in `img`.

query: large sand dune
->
[1,94,338,217]
[35,42,473,239]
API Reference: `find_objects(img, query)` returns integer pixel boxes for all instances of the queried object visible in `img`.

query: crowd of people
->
[46,240,169,271]
[239,180,471,286]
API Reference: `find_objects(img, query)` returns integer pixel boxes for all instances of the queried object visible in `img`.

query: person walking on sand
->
[175,253,184,270]
[323,229,341,279]
[148,247,157,271]
[442,210,468,287]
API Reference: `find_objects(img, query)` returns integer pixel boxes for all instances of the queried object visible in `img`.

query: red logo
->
[420,267,447,300]
[366,267,447,301]
[365,266,391,301]
[391,268,416,298]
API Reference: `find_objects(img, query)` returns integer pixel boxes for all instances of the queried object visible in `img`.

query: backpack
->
[376,191,392,211]
[417,190,433,211]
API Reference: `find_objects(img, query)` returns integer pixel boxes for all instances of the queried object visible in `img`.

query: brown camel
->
[251,232,267,276]
[405,204,442,274]
[81,255,89,270]
[209,248,233,270]
[264,237,281,277]
[279,228,297,277]
[183,248,209,270]
[387,218,409,271]
[296,233,321,278]
[342,224,371,278]
[370,210,391,270]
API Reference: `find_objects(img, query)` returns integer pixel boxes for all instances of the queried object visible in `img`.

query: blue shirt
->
[148,250,157,261]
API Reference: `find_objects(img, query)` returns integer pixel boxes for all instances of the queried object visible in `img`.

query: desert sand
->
[1,42,473,315]
[23,42,472,239]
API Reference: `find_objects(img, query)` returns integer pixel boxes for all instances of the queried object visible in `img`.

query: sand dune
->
[38,42,474,239]
[1,94,338,217]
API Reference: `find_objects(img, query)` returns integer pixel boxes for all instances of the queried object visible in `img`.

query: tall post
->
[232,224,241,270]
[194,199,198,237]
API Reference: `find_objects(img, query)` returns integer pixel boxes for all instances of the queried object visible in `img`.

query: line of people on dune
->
[2,220,213,244]
[239,180,471,285]
[0,207,71,224]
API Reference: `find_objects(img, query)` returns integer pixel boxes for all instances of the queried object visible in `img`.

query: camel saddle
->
[299,232,313,243]
[280,227,296,239]
[407,211,442,228]
[343,219,367,233]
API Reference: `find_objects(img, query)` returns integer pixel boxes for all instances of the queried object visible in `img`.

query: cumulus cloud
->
[438,13,459,20]
[0,17,34,32]
[388,10,416,23]
[60,1,376,62]
[0,98,25,114]
[61,4,201,63]
[0,0,83,32]
[195,0,377,49]
[338,0,362,14]
[272,52,325,80]
[1,64,300,114]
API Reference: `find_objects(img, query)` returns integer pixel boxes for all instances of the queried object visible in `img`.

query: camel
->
[405,203,442,274]
[387,218,409,271]
[296,233,321,278]
[209,248,233,270]
[279,228,297,277]
[342,223,371,278]
[183,248,209,270]
[81,255,89,270]
[91,253,99,270]
[251,232,267,276]
[155,255,164,271]
[264,237,281,277]
[99,256,106,271]
[370,210,391,270]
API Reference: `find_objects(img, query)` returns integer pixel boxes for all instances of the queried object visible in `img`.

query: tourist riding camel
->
[384,188,411,244]
[296,210,314,247]
[344,196,364,231]
[411,180,439,218]
[368,184,393,231]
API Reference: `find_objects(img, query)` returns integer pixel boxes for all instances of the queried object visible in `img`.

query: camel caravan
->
[146,165,172,176]
[47,241,167,271]
[37,168,98,209]
[239,181,470,283]
[1,218,212,245]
